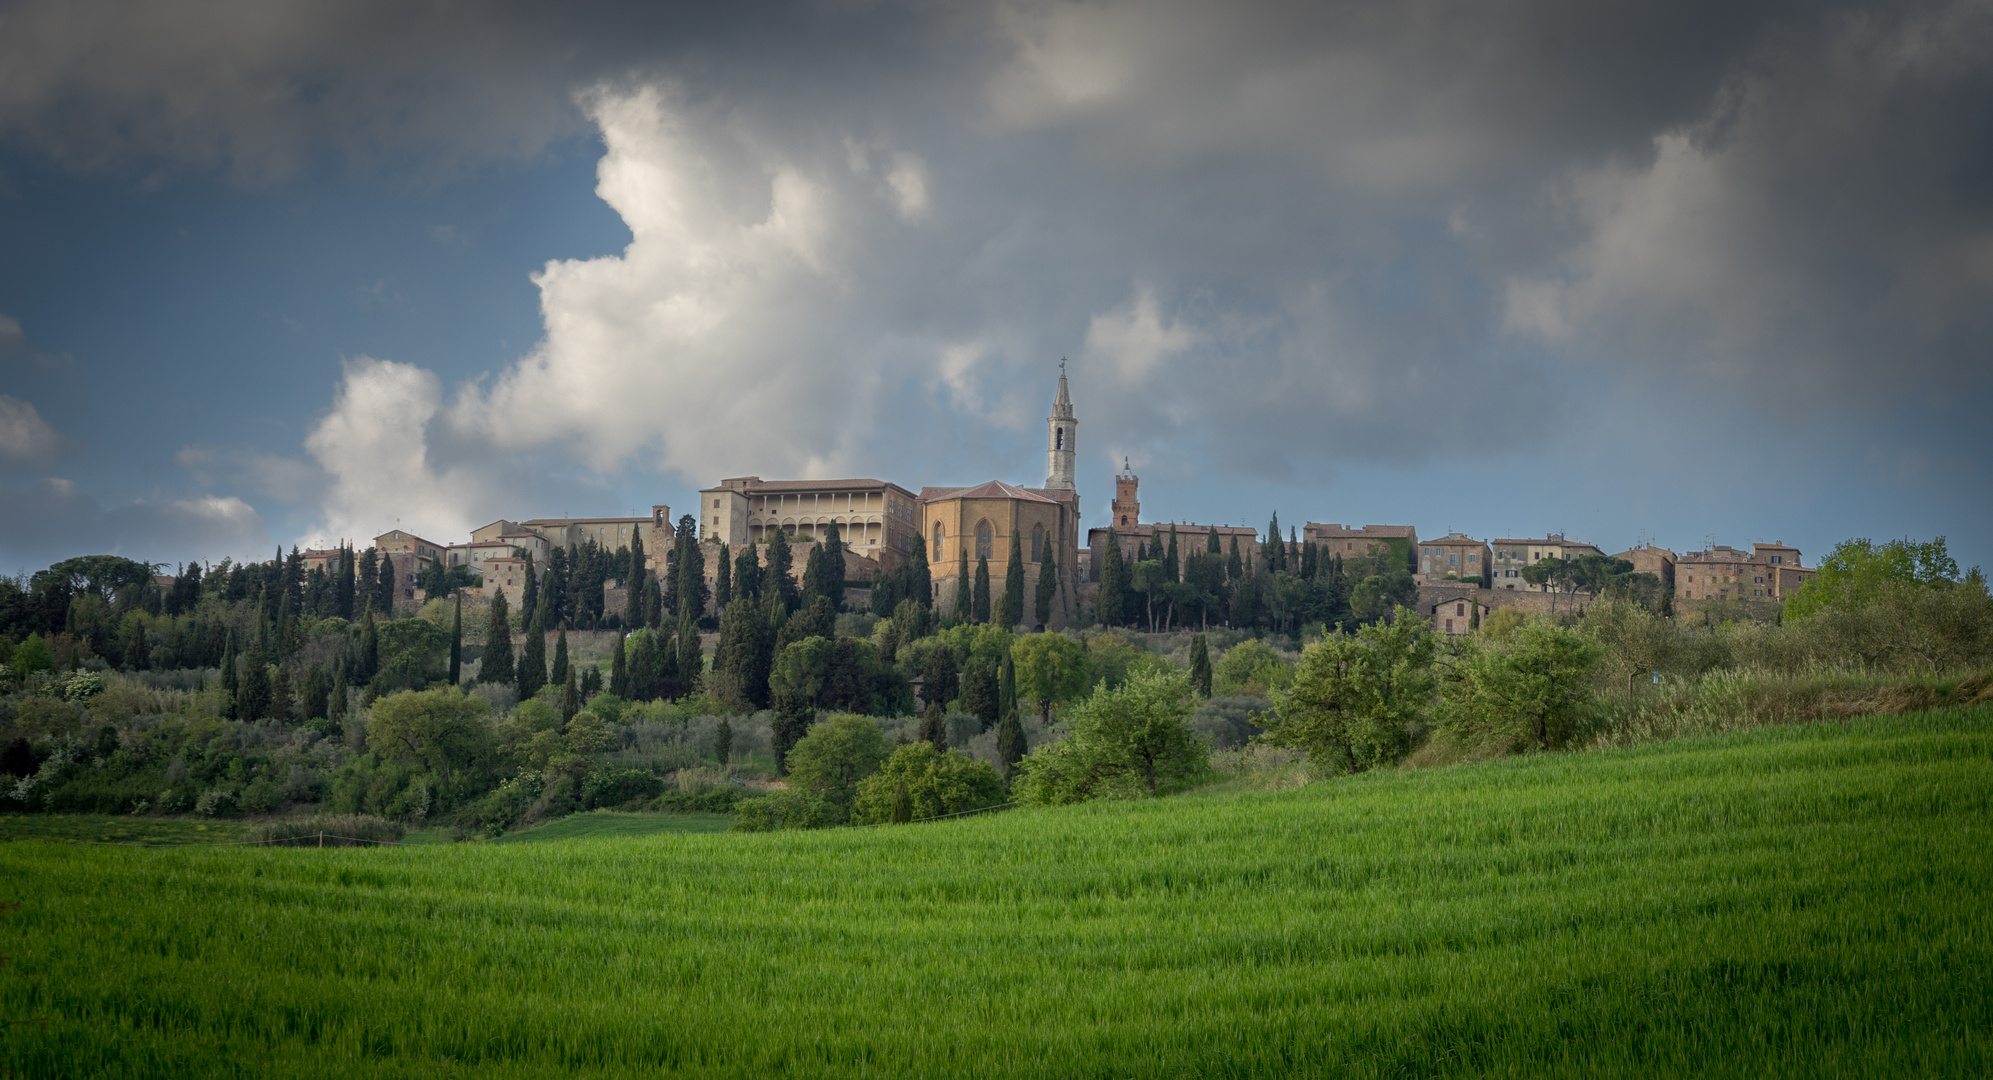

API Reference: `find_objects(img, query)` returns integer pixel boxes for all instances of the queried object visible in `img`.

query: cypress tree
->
[560,665,579,726]
[643,576,663,629]
[1166,525,1180,582]
[328,661,348,730]
[1001,530,1025,628]
[997,705,1027,780]
[909,530,932,609]
[1207,526,1222,555]
[972,557,992,624]
[822,523,845,612]
[715,541,732,608]
[1227,534,1244,581]
[766,529,796,614]
[714,716,733,767]
[955,538,969,622]
[519,602,547,699]
[1189,634,1212,697]
[449,592,462,685]
[733,544,761,608]
[482,588,513,685]
[678,614,702,695]
[962,656,999,731]
[802,542,828,605]
[1301,539,1317,579]
[239,653,271,721]
[219,630,239,718]
[715,598,772,711]
[625,536,646,628]
[999,648,1017,727]
[376,551,398,615]
[336,546,356,621]
[1098,528,1127,627]
[918,702,948,753]
[359,608,379,683]
[1034,547,1058,628]
[627,631,658,702]
[1230,569,1258,630]
[269,665,292,722]
[520,553,538,624]
[610,631,628,697]
[551,626,569,688]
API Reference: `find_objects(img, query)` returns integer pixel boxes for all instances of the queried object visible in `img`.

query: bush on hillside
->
[1013,669,1207,804]
[852,742,1005,824]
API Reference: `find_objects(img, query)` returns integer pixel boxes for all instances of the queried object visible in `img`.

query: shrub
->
[1259,611,1435,775]
[734,789,832,831]
[1213,639,1293,697]
[581,767,666,809]
[246,814,405,846]
[852,742,1006,824]
[783,714,889,824]
[1438,621,1603,753]
[1013,669,1208,805]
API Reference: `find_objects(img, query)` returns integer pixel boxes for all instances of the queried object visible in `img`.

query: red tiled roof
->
[1307,523,1416,538]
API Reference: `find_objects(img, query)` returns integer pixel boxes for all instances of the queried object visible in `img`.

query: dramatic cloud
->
[0,396,61,460]
[303,356,491,549]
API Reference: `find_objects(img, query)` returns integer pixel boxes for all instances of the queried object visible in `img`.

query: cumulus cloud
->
[302,356,490,549]
[0,477,267,571]
[1083,288,1192,382]
[0,396,61,460]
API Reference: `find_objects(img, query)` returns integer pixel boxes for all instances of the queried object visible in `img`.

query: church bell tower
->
[1045,362,1077,491]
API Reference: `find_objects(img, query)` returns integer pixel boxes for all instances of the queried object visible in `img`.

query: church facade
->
[916,368,1083,627]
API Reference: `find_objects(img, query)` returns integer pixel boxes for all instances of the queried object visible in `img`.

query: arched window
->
[975,520,993,560]
[1120,514,1128,526]
[1031,523,1045,563]
[932,524,944,562]
[1055,427,1064,451]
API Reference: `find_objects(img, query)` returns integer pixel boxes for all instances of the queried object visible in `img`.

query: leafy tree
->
[1013,669,1208,803]
[853,743,1005,824]
[1349,570,1418,624]
[482,589,514,686]
[1001,530,1025,628]
[1213,638,1292,696]
[368,685,495,782]
[11,632,54,677]
[1261,611,1436,774]
[1012,632,1088,725]
[777,594,836,651]
[784,714,889,824]
[1189,634,1212,697]
[1786,536,1968,618]
[1437,620,1601,752]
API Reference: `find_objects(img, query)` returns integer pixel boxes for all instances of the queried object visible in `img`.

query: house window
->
[1444,619,1454,631]
[1468,553,1479,564]
[1447,553,1458,566]
[932,525,944,561]
[976,521,993,560]
[1455,603,1465,617]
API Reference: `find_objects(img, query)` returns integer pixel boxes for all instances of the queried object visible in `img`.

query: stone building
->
[1418,532,1492,585]
[922,481,1080,627]
[1488,534,1606,591]
[1612,544,1676,591]
[1428,595,1491,636]
[460,511,671,576]
[480,556,533,613]
[1086,462,1259,577]
[1676,542,1813,603]
[1303,523,1419,561]
[373,529,447,601]
[698,477,921,570]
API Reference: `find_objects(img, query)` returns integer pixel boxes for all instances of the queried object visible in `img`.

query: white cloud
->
[1082,288,1192,382]
[0,395,61,460]
[0,477,268,570]
[884,152,931,223]
[0,314,23,352]
[302,356,487,549]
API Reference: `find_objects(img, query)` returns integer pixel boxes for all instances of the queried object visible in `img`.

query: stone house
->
[1418,533,1491,585]
[699,477,922,571]
[1488,534,1605,591]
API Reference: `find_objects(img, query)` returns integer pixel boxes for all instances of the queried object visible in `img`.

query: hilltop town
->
[322,370,1813,639]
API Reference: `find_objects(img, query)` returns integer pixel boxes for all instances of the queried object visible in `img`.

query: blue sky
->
[1,0,1988,575]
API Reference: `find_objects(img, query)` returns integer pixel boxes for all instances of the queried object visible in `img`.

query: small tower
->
[1045,362,1077,491]
[1111,458,1140,529]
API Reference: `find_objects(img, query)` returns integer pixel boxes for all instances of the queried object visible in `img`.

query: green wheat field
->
[4,707,1989,1078]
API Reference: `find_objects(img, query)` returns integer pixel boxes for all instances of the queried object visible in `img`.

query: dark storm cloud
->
[1,0,1986,496]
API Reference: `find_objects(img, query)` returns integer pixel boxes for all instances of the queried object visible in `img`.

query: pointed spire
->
[1051,359,1074,419]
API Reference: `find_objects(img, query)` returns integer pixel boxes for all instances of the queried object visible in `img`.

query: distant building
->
[1085,464,1260,581]
[1676,542,1813,603]
[1418,533,1492,585]
[699,477,921,570]
[922,481,1081,627]
[1488,534,1606,591]
[1612,544,1676,591]
[1428,595,1490,637]
[1303,523,1419,561]
[373,529,447,601]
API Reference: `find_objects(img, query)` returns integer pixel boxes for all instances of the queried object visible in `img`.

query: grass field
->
[2,707,1989,1077]
[493,810,737,843]
[0,814,246,846]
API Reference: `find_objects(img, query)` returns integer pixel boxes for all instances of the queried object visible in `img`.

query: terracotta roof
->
[919,481,1062,504]
[1491,537,1600,547]
[1307,523,1416,538]
[711,478,911,495]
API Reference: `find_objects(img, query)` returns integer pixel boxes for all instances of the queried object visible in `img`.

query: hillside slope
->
[3,707,1990,1078]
